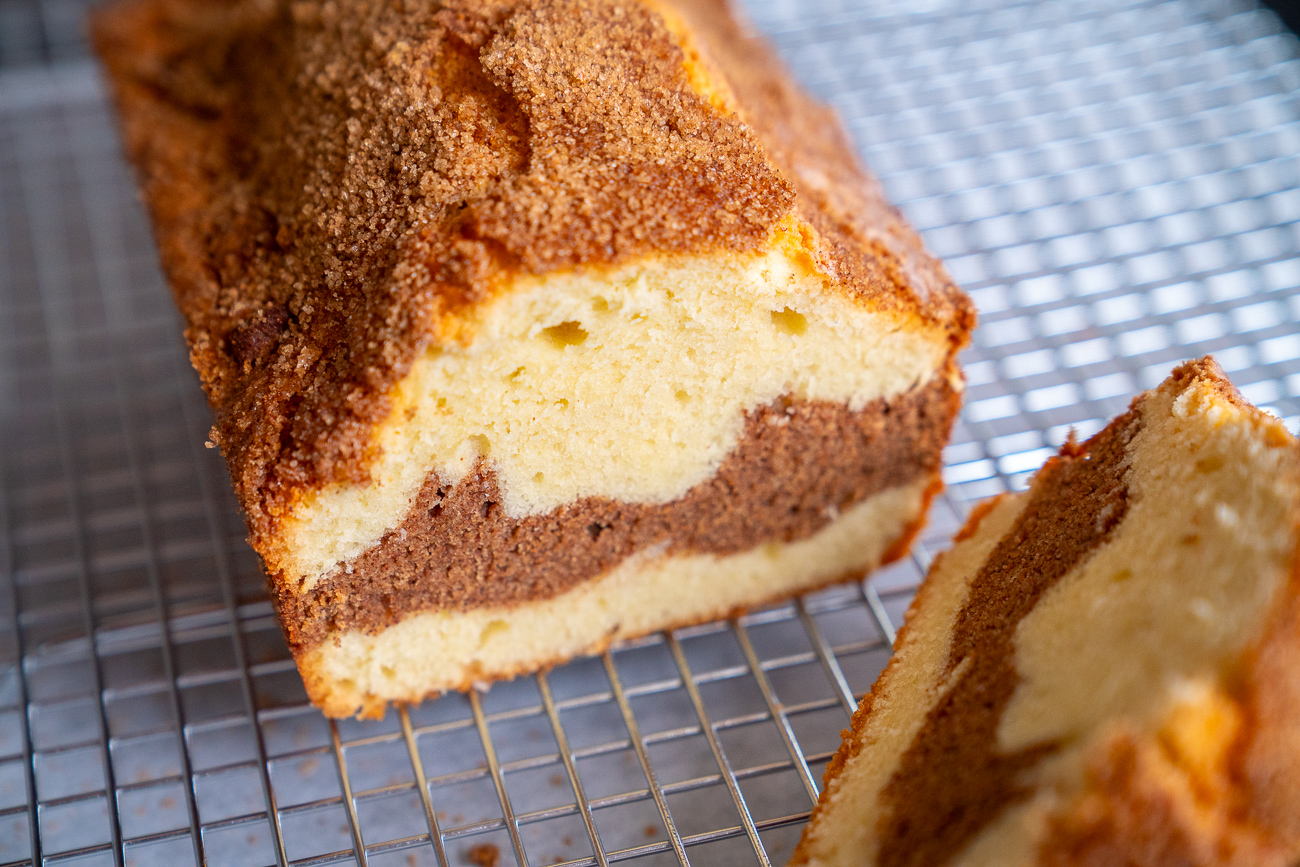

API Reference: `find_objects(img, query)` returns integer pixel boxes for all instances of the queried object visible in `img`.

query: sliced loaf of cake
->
[795,358,1300,867]
[93,0,973,717]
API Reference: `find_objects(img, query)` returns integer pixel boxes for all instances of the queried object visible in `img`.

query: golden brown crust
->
[1038,730,1284,867]
[662,0,968,332]
[790,488,994,867]
[91,0,974,545]
[1038,556,1300,867]
[1234,546,1300,846]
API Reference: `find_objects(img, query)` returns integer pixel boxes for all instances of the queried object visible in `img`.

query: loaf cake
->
[92,0,973,717]
[793,357,1300,867]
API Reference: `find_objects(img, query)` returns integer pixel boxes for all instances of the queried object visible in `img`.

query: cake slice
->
[92,0,973,717]
[793,357,1300,867]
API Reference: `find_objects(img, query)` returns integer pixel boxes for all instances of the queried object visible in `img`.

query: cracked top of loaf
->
[92,0,974,536]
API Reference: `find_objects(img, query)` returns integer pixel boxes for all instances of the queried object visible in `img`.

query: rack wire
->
[2,0,1299,864]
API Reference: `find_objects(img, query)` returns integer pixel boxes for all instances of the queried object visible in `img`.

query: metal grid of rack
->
[1,0,1299,864]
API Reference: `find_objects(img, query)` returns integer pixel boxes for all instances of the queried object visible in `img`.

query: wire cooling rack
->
[2,0,1299,864]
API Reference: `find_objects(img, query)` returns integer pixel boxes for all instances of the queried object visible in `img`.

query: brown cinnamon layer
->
[876,407,1143,867]
[275,373,960,652]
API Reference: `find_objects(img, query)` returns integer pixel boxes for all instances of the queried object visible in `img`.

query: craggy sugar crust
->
[91,0,974,547]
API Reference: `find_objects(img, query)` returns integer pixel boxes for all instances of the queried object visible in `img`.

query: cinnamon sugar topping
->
[92,0,972,539]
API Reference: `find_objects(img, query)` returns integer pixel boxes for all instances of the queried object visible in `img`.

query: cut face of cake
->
[792,357,1300,867]
[92,0,973,717]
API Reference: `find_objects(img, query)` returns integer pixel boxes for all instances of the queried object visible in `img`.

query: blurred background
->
[1,0,1299,865]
